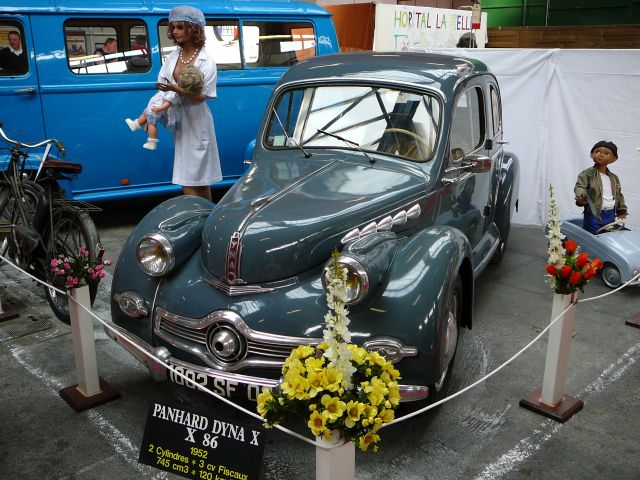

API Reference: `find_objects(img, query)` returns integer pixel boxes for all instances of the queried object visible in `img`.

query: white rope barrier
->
[0,252,324,448]
[1,252,638,441]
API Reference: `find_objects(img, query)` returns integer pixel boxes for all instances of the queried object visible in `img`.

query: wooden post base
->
[520,387,583,423]
[0,304,19,322]
[625,315,640,329]
[59,377,121,413]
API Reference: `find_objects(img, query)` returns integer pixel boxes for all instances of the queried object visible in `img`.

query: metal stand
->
[520,292,583,422]
[59,285,120,412]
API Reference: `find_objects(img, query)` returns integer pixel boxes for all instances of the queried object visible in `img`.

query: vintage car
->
[561,218,640,289]
[107,52,520,404]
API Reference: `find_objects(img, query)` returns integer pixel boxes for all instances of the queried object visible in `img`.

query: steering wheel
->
[595,219,625,234]
[383,128,432,159]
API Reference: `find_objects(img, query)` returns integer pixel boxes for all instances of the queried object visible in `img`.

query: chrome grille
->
[154,307,319,372]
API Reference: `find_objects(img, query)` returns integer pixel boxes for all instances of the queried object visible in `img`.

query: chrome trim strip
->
[474,234,501,275]
[205,275,298,296]
[340,201,423,245]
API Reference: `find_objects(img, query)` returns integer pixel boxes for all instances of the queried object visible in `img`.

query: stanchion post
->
[315,434,355,480]
[59,285,121,412]
[520,291,583,422]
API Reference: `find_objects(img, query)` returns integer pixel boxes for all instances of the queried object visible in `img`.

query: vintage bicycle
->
[0,122,102,323]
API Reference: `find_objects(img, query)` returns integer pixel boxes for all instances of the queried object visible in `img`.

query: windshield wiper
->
[272,108,311,158]
[316,128,375,164]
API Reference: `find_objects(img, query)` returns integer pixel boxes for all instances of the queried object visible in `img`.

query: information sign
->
[139,401,266,480]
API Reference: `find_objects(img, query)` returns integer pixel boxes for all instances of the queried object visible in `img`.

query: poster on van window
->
[373,5,487,51]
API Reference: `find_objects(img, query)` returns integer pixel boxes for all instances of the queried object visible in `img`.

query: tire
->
[43,207,101,324]
[0,182,45,268]
[601,263,621,289]
[400,276,463,415]
[428,276,462,403]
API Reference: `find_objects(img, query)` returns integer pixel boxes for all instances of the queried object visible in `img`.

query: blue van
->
[0,1,338,201]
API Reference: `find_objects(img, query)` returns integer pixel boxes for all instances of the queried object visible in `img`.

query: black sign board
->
[139,401,266,480]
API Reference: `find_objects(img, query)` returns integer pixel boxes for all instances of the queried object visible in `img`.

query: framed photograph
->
[65,30,87,57]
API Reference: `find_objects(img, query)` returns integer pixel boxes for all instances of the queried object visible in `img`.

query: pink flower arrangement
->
[50,246,112,289]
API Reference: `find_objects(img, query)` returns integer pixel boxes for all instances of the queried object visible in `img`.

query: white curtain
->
[430,48,640,230]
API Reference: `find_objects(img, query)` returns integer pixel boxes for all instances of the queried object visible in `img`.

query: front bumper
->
[104,320,429,402]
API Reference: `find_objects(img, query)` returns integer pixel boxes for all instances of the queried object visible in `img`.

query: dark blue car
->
[107,52,520,405]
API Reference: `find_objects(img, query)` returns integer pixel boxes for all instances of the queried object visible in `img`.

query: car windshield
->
[264,84,441,162]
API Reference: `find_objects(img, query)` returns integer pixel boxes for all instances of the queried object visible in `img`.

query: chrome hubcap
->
[435,289,459,392]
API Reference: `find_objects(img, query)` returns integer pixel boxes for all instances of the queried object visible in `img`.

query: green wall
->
[481,0,640,27]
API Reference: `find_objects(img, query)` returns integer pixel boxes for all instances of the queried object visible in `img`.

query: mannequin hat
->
[590,140,618,158]
[168,5,205,28]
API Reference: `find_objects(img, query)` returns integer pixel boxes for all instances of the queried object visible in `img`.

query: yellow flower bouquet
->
[256,251,401,452]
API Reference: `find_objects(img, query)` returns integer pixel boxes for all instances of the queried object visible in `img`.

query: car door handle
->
[14,88,36,95]
[497,140,509,145]
[442,172,474,185]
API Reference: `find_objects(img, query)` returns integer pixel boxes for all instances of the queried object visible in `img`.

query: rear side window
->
[158,19,316,70]
[450,86,485,161]
[64,19,150,75]
[0,23,28,76]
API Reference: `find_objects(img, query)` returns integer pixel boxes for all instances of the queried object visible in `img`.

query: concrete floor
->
[0,201,639,480]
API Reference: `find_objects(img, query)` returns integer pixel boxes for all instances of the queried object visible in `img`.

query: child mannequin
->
[125,65,204,150]
[574,140,628,234]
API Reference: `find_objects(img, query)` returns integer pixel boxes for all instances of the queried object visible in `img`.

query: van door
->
[0,16,45,142]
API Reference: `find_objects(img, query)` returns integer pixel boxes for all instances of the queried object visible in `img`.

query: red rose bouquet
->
[545,184,602,294]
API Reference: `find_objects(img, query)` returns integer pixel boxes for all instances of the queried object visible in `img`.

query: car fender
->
[111,195,213,341]
[355,225,473,382]
[493,150,520,242]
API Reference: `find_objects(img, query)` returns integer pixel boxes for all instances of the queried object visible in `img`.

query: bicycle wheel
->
[44,207,101,324]
[0,181,45,268]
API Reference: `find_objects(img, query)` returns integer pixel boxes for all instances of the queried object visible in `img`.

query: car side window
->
[0,23,28,76]
[64,19,150,74]
[489,84,502,138]
[450,86,485,162]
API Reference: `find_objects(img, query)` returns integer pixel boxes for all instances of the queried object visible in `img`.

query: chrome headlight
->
[322,255,369,304]
[136,232,175,276]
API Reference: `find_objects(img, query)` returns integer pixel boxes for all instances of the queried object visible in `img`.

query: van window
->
[0,23,28,76]
[159,20,242,70]
[158,19,315,70]
[64,20,150,74]
[243,22,316,67]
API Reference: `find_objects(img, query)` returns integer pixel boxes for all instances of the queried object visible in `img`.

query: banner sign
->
[373,4,488,51]
[139,401,266,480]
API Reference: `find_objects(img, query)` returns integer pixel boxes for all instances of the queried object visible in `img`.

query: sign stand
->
[0,294,19,321]
[59,285,120,412]
[316,433,355,480]
[520,292,583,422]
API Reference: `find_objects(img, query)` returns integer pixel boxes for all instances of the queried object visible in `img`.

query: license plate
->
[167,365,263,401]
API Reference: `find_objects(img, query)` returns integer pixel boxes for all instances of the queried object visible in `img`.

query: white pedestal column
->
[69,285,101,396]
[316,432,355,480]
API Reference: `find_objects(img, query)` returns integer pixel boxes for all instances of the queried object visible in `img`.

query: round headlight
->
[136,233,175,276]
[322,255,369,304]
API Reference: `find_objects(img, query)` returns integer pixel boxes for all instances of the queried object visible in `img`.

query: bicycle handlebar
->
[0,121,66,157]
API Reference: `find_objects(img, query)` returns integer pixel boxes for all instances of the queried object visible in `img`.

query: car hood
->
[201,155,427,284]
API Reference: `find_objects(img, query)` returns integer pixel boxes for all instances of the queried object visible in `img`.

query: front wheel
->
[43,208,101,324]
[428,276,462,403]
[601,263,621,289]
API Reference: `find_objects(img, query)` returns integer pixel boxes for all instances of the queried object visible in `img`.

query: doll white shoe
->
[125,118,141,132]
[143,138,158,150]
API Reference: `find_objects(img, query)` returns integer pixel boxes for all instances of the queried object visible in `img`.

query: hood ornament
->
[225,232,243,284]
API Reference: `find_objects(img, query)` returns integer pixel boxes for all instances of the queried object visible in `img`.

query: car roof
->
[278,51,491,96]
